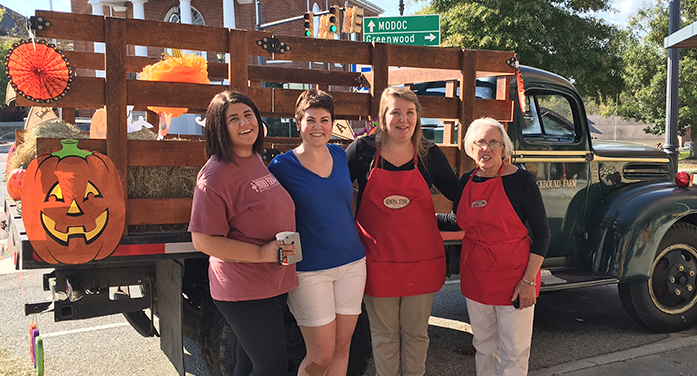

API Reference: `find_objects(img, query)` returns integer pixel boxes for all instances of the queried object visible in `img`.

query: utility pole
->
[255,0,265,68]
[665,0,680,171]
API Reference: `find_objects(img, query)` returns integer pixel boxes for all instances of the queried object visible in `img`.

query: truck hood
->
[592,140,668,159]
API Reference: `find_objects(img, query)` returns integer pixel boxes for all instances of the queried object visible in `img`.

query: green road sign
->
[363,15,440,46]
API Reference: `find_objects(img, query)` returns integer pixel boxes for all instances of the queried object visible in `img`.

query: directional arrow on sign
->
[425,33,436,42]
[367,20,376,33]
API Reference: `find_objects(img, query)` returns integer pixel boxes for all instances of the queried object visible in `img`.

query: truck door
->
[510,89,591,260]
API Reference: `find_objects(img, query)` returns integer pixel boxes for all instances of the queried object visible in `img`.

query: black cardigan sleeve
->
[427,145,459,202]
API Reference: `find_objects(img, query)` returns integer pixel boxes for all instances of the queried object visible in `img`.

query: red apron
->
[456,166,540,305]
[356,152,446,297]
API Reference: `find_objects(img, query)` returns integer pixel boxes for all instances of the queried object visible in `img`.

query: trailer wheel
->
[619,223,697,332]
[198,300,235,376]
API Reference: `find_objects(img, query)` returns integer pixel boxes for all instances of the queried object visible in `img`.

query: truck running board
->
[540,269,618,292]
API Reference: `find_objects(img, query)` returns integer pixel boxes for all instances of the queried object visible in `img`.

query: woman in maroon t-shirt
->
[189,91,298,376]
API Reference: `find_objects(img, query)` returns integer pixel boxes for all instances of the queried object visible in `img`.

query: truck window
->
[522,93,577,142]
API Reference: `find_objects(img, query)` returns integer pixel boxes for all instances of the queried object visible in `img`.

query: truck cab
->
[428,65,697,333]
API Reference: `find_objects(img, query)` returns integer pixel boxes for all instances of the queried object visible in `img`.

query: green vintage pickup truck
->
[427,65,697,333]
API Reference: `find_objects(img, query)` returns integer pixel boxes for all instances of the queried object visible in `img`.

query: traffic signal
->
[343,6,354,33]
[349,7,363,33]
[317,14,329,39]
[328,5,340,35]
[303,12,314,38]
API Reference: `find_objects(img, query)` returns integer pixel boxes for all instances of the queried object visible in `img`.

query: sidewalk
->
[529,333,697,376]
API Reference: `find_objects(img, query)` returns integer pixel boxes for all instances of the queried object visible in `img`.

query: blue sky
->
[1,0,643,26]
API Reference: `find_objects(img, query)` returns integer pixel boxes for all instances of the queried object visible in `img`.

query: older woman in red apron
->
[439,117,550,376]
[347,87,458,376]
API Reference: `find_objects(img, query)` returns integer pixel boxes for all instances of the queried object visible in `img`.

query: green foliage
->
[0,38,15,108]
[613,0,697,137]
[421,0,624,100]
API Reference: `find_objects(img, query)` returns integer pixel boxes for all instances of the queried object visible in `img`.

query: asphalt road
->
[2,267,686,376]
[1,138,694,376]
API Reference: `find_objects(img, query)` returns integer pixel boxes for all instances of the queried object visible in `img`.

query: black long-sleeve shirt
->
[437,168,551,257]
[346,135,459,211]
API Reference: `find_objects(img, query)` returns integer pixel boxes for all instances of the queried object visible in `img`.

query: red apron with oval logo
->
[456,167,540,305]
[356,152,445,297]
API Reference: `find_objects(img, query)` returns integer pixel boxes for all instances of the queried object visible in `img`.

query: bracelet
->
[522,277,535,286]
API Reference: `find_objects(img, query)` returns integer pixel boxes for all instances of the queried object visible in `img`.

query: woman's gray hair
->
[463,117,514,160]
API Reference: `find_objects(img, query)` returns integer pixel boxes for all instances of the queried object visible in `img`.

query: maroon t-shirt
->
[188,154,298,301]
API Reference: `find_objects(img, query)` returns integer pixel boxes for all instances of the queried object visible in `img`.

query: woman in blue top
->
[269,89,367,376]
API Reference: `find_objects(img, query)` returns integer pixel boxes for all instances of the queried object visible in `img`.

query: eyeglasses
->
[474,140,503,150]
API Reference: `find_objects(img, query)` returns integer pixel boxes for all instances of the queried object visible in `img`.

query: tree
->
[612,0,697,154]
[0,7,28,108]
[420,0,624,100]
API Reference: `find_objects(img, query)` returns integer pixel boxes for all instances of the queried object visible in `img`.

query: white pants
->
[466,298,535,376]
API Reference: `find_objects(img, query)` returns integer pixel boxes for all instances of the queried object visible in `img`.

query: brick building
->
[70,0,383,59]
[66,0,383,133]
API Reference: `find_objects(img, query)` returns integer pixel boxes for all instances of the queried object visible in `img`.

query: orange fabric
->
[138,53,210,118]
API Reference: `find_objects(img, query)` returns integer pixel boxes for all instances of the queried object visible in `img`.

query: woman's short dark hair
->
[205,91,265,163]
[294,89,335,124]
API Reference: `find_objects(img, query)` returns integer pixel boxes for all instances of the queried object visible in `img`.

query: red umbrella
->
[4,39,73,103]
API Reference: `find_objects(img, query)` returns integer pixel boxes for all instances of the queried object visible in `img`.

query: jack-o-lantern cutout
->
[22,139,125,264]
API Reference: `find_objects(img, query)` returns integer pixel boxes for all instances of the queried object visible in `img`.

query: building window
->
[164,5,205,26]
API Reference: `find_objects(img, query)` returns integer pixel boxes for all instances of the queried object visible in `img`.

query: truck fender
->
[580,181,697,283]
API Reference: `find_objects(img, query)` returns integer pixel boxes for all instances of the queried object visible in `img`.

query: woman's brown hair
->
[294,89,335,124]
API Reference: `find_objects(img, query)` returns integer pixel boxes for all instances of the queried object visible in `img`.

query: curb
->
[528,334,697,376]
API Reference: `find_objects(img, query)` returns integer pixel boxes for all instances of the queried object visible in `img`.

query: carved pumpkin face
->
[22,139,125,264]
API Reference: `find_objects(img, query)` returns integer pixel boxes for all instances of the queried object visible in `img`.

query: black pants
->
[214,294,288,376]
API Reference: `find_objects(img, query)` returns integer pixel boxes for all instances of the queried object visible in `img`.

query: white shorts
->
[288,257,367,327]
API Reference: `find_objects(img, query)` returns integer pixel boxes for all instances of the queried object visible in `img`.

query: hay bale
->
[127,127,158,140]
[127,166,198,199]
[7,119,84,176]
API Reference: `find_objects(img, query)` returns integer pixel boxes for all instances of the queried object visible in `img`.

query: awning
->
[665,21,697,48]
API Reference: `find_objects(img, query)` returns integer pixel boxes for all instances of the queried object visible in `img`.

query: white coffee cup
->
[275,231,302,265]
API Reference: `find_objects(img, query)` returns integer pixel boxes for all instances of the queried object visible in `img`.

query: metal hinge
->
[256,37,291,54]
[29,16,52,31]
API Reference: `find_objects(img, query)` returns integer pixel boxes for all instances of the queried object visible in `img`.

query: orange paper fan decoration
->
[5,39,73,103]
[138,52,210,118]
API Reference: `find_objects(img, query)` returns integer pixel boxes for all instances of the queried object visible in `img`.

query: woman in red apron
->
[347,87,458,376]
[438,118,550,376]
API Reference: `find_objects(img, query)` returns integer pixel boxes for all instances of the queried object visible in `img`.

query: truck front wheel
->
[619,223,697,332]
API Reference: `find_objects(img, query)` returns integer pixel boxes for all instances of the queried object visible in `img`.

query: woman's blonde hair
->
[375,87,431,159]
[463,117,514,160]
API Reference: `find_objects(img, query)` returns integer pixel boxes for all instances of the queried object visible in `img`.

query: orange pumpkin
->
[6,142,17,174]
[90,108,107,139]
[6,164,26,201]
[22,139,126,264]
